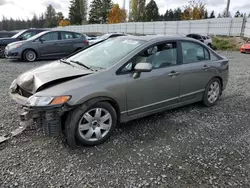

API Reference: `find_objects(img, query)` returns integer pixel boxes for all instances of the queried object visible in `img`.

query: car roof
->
[115,35,186,42]
[52,30,82,34]
[26,28,48,31]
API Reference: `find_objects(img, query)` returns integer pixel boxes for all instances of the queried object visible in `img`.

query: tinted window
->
[74,33,83,39]
[181,41,210,64]
[21,31,37,40]
[210,51,220,60]
[61,32,74,40]
[110,34,124,38]
[41,32,59,41]
[193,34,202,40]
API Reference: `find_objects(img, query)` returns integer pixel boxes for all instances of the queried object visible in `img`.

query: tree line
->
[0,0,250,31]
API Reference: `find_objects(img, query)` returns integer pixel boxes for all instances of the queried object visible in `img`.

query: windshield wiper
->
[59,59,74,67]
[70,60,94,71]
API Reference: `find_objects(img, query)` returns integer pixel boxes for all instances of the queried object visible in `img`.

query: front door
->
[124,41,182,116]
[179,41,215,102]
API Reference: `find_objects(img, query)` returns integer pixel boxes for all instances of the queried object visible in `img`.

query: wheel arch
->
[62,96,121,128]
[206,76,223,95]
[22,48,38,59]
[63,96,121,148]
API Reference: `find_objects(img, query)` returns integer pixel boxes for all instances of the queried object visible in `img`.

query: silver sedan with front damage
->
[8,35,229,147]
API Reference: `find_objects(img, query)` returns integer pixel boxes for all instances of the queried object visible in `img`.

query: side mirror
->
[39,38,45,43]
[133,62,152,79]
[18,36,23,40]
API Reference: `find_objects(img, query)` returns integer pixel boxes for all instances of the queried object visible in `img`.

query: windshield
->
[11,30,25,38]
[67,37,145,69]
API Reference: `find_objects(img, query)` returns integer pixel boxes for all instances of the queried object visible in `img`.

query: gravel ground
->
[0,51,250,188]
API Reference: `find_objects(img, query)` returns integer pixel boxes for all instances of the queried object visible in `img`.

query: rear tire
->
[66,101,117,146]
[75,48,82,52]
[202,78,222,107]
[23,49,37,62]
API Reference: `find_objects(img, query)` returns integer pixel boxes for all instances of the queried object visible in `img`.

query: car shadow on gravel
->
[8,59,59,63]
[70,102,207,150]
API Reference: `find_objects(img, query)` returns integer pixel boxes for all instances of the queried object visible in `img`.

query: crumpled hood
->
[15,60,93,94]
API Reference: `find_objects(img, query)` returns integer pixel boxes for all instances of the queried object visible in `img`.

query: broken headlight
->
[26,95,71,106]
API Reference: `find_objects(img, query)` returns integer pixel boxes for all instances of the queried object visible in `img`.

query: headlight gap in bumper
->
[0,92,69,144]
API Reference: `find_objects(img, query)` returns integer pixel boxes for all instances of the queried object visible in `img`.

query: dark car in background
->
[186,33,205,42]
[0,31,18,38]
[89,32,126,45]
[5,30,89,62]
[186,33,213,48]
[0,28,47,57]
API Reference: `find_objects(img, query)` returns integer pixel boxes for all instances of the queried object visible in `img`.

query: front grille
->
[17,86,32,98]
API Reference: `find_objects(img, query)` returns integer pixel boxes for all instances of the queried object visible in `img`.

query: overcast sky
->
[0,0,249,20]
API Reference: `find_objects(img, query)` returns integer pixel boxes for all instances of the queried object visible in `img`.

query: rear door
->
[58,31,76,55]
[38,31,61,57]
[179,41,216,102]
[74,32,88,48]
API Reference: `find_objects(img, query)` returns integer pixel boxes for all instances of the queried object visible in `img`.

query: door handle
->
[202,65,211,70]
[168,71,179,77]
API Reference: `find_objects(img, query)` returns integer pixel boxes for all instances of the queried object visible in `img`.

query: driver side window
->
[121,42,177,73]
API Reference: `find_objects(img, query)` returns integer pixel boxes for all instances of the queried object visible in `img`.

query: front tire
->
[66,102,117,146]
[202,78,222,107]
[23,49,37,62]
[0,46,5,58]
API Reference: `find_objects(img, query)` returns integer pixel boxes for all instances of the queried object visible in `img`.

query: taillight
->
[84,40,89,45]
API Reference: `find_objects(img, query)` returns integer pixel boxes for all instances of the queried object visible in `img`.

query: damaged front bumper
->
[0,92,67,144]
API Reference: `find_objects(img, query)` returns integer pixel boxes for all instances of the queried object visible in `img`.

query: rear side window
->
[61,31,74,40]
[74,33,83,39]
[181,41,210,64]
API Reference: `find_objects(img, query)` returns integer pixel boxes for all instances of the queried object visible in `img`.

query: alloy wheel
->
[25,51,36,62]
[207,81,220,104]
[78,108,112,142]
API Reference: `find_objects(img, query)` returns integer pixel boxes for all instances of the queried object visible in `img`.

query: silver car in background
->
[5,30,89,62]
[89,32,126,45]
[9,36,229,147]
